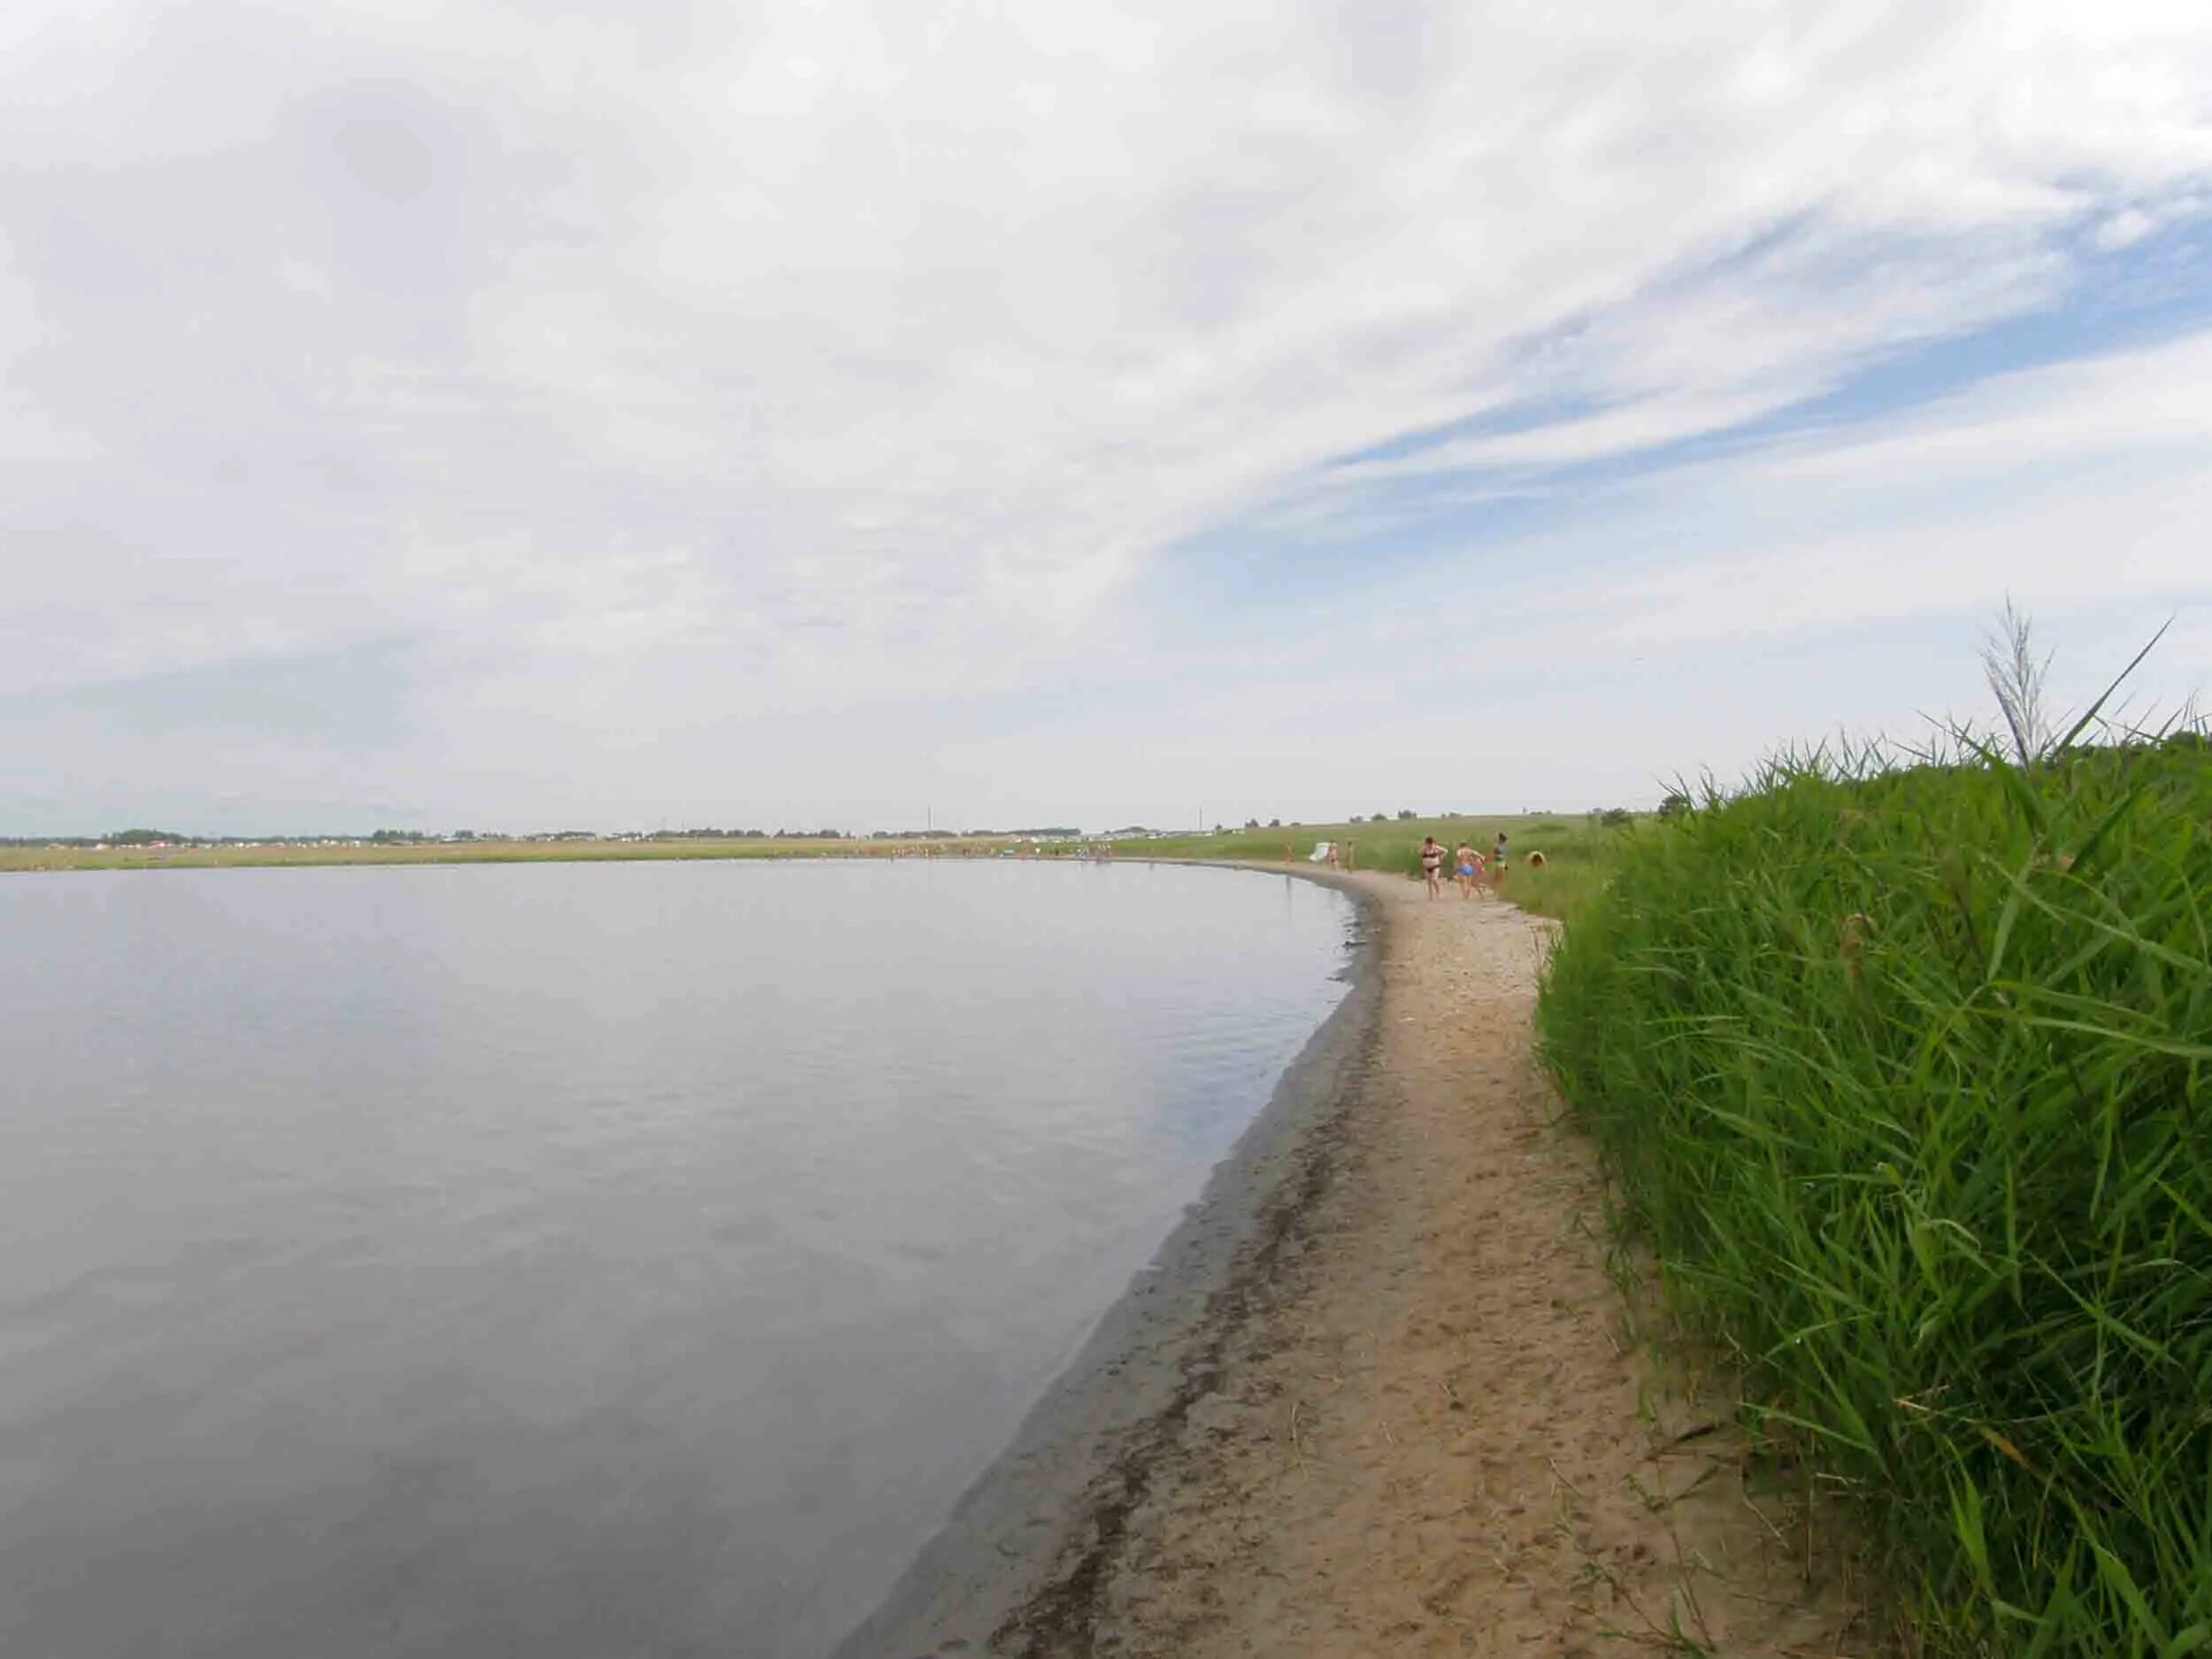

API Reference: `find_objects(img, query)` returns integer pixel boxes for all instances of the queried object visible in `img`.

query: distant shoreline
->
[3,815,1616,919]
[0,836,1095,875]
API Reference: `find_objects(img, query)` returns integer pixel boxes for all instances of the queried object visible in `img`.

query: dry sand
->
[849,868,1870,1659]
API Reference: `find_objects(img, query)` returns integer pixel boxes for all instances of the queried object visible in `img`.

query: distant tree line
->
[3,828,196,846]
[2,828,193,847]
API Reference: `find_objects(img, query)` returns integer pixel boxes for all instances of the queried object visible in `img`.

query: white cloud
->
[2,0,2211,828]
[937,326,2212,820]
[1385,328,2212,658]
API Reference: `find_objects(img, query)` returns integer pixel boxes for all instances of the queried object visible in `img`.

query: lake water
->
[0,858,1351,1659]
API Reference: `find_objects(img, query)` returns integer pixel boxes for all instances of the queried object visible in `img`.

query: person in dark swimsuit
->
[1419,835,1446,899]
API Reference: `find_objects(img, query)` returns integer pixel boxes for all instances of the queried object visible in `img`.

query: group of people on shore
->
[1419,832,1508,899]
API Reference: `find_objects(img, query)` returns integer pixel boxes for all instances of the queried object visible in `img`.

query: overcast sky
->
[4,1,2209,835]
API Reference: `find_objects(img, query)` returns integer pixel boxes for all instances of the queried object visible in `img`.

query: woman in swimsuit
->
[1418,835,1446,899]
[1454,842,1479,898]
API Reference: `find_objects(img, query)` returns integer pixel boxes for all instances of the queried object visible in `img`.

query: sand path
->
[999,871,1863,1658]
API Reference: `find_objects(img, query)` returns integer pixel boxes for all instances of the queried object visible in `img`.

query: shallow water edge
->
[831,863,1384,1658]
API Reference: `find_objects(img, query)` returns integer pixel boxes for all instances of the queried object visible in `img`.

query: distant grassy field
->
[1131,812,1633,924]
[1538,736,2212,1654]
[0,834,1025,875]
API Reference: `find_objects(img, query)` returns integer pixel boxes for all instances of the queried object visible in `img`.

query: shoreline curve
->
[829,861,1384,1658]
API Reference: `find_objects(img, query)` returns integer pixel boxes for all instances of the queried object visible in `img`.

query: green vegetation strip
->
[1536,738,2212,1655]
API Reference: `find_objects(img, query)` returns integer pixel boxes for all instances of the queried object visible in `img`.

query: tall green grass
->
[1538,733,2212,1655]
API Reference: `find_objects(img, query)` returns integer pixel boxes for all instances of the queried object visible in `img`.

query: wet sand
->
[841,867,1864,1658]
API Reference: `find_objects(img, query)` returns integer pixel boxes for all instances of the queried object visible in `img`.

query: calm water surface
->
[0,858,1350,1658]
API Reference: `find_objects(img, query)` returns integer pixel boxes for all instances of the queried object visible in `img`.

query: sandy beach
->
[844,866,1865,1658]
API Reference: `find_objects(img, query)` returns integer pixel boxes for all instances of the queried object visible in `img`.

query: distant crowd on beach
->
[1294,831,1518,901]
[1417,832,1509,900]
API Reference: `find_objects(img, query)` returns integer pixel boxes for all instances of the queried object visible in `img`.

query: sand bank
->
[840,867,1862,1657]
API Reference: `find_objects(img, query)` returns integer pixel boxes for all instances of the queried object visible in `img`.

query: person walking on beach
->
[1489,830,1509,892]
[1454,841,1480,898]
[1419,835,1446,899]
